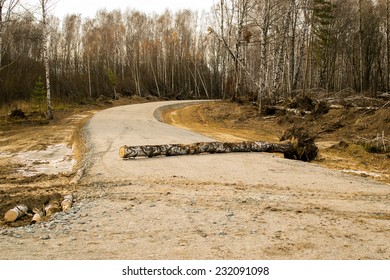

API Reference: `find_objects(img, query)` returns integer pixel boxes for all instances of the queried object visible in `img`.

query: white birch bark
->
[40,0,53,120]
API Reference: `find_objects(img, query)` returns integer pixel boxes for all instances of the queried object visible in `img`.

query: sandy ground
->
[0,100,389,259]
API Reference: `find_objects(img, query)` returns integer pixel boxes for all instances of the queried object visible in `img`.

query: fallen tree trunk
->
[264,105,311,116]
[119,139,318,162]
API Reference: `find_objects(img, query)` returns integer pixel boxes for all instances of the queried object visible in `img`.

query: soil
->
[0,95,389,259]
[0,96,153,227]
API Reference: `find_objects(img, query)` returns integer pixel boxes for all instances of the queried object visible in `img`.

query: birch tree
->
[39,0,54,120]
[0,0,18,70]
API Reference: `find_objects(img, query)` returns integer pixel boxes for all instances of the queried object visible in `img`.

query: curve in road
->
[84,101,388,195]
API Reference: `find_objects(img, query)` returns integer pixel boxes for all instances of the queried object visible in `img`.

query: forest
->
[1,0,390,109]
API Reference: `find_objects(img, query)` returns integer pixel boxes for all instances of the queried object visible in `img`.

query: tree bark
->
[61,194,73,212]
[41,0,53,120]
[45,199,61,216]
[387,0,390,92]
[4,204,29,222]
[119,139,318,162]
[31,207,44,224]
[359,0,363,92]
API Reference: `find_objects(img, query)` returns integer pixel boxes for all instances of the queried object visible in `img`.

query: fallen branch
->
[356,131,389,153]
[329,105,380,110]
[264,105,311,116]
[120,139,318,162]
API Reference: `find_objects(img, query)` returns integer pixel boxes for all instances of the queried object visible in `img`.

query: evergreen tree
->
[312,0,336,88]
[31,76,46,112]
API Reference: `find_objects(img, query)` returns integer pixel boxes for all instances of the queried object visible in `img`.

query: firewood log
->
[4,204,29,222]
[31,207,44,224]
[61,194,73,212]
[45,199,61,216]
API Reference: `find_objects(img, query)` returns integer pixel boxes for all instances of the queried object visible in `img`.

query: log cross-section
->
[4,204,29,223]
[119,140,317,161]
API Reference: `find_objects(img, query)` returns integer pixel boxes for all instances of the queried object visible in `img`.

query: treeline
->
[0,6,216,105]
[210,0,390,104]
[1,0,390,107]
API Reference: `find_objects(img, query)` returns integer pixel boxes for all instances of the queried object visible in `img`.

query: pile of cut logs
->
[4,194,73,224]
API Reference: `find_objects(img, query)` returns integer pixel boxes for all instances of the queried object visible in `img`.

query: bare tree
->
[359,0,363,93]
[39,0,56,120]
[0,0,19,70]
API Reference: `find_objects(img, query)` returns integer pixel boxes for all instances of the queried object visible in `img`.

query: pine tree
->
[31,76,46,112]
[312,0,336,88]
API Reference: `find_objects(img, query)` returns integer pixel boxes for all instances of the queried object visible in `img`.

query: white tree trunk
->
[119,138,318,162]
[41,0,53,120]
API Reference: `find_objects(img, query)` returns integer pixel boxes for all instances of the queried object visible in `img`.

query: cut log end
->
[31,213,42,224]
[4,210,19,223]
[119,146,127,158]
[4,205,29,222]
[61,194,73,212]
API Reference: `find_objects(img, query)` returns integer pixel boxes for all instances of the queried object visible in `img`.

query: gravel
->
[0,199,95,240]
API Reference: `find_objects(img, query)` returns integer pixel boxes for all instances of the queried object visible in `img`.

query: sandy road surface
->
[0,101,389,259]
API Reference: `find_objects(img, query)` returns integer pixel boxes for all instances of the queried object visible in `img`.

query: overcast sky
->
[53,0,215,19]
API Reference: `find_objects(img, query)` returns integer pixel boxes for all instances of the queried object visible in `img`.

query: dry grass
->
[163,101,390,184]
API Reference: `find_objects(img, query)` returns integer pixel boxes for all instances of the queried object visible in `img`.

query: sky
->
[53,0,216,19]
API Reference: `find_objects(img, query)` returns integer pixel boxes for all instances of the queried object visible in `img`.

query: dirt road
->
[0,101,389,259]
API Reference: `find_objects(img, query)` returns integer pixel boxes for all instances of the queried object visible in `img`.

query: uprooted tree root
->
[280,125,318,162]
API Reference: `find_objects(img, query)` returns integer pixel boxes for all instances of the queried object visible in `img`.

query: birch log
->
[45,199,61,216]
[61,194,73,212]
[119,140,317,161]
[31,207,44,224]
[4,204,29,222]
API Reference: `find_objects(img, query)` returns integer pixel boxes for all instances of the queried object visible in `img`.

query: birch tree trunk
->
[87,57,92,98]
[259,0,272,110]
[293,6,308,93]
[4,204,29,222]
[119,138,318,162]
[150,55,160,97]
[40,0,53,120]
[0,0,19,71]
